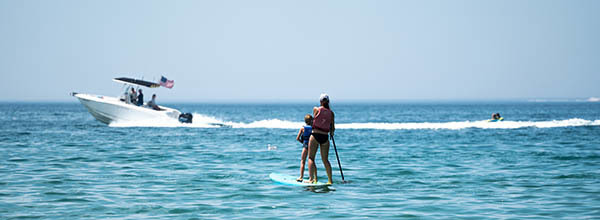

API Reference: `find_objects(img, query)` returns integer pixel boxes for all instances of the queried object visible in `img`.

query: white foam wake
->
[109,114,600,130]
[109,113,223,128]
[109,113,307,128]
[337,118,600,130]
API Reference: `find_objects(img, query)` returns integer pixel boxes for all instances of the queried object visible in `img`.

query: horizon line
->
[1,97,599,104]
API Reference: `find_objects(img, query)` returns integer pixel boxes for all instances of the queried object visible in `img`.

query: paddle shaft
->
[331,136,345,181]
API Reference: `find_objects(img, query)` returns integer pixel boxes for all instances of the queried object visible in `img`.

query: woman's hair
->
[321,100,330,109]
[304,114,313,125]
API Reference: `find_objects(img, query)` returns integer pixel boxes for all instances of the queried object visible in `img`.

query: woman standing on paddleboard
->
[307,93,335,185]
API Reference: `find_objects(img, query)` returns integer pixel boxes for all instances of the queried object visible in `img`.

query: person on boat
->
[122,90,130,103]
[136,89,144,106]
[129,88,137,105]
[147,94,161,111]
[295,114,313,182]
[307,93,335,185]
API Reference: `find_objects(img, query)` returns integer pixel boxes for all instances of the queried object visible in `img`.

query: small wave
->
[50,198,91,203]
[109,114,600,130]
[168,208,194,214]
[553,173,598,179]
[8,158,28,162]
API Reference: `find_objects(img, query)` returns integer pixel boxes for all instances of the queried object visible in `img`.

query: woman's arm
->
[330,111,335,137]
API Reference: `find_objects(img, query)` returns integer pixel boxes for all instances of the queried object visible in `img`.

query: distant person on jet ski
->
[491,113,501,120]
[136,89,144,106]
[147,94,161,111]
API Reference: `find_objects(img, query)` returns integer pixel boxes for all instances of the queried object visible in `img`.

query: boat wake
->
[337,118,600,130]
[108,114,600,130]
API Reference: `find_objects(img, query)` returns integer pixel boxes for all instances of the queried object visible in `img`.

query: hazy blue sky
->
[1,0,598,102]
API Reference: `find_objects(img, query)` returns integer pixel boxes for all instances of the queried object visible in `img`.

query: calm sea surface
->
[1,102,599,219]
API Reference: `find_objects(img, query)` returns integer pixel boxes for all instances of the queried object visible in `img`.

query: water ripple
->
[1,103,599,219]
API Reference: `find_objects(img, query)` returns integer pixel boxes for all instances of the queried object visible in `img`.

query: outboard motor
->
[178,113,193,123]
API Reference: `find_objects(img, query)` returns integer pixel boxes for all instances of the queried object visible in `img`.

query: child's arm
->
[296,127,304,143]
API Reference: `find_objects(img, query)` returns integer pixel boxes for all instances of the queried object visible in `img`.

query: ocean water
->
[1,102,599,219]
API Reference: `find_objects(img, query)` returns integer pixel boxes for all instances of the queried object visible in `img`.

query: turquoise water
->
[1,102,599,219]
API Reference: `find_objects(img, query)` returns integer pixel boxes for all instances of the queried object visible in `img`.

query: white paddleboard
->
[269,173,330,187]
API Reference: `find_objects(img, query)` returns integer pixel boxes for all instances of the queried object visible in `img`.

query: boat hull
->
[73,93,182,125]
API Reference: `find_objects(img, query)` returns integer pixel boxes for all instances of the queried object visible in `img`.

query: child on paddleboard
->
[295,114,313,182]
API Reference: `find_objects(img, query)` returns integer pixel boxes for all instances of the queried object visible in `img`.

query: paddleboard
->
[269,173,330,187]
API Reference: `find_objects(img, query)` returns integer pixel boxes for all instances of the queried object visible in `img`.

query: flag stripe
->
[159,76,174,88]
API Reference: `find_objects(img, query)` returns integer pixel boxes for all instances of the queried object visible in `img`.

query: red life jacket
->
[313,107,333,132]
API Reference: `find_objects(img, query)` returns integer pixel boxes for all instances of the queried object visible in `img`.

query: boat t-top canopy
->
[113,77,160,88]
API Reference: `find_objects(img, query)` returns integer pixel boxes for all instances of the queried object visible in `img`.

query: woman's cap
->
[319,93,329,102]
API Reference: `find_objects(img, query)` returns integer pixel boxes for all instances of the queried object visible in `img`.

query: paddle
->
[330,136,345,182]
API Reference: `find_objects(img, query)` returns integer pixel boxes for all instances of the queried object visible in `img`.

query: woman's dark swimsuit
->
[311,133,329,144]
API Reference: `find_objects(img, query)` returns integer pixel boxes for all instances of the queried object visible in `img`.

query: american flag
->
[159,76,174,89]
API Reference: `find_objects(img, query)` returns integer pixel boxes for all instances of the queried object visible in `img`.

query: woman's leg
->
[307,136,319,183]
[298,147,308,181]
[320,141,333,184]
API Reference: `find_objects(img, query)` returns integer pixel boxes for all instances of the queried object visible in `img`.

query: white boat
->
[72,77,192,125]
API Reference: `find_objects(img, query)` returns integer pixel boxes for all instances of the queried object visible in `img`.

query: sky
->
[1,0,599,102]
